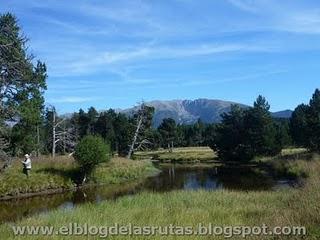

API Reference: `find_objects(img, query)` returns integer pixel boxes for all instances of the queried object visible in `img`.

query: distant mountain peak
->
[121,98,292,127]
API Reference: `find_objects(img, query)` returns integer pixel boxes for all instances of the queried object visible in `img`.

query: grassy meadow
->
[134,146,216,163]
[0,148,319,239]
[0,156,158,199]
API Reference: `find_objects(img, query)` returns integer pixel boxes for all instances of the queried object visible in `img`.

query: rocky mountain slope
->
[121,99,292,127]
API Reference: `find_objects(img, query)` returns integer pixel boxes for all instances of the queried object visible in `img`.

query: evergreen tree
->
[176,124,187,147]
[211,105,252,162]
[87,107,98,134]
[78,109,90,138]
[193,119,205,146]
[0,13,47,156]
[290,104,309,147]
[274,119,292,148]
[212,96,281,162]
[145,128,162,150]
[43,107,54,154]
[158,118,177,150]
[114,113,133,156]
[0,13,30,121]
[306,89,320,151]
[245,95,280,156]
[10,62,47,154]
[95,109,117,151]
[203,124,216,147]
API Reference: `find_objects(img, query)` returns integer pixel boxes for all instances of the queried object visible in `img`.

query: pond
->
[0,163,296,224]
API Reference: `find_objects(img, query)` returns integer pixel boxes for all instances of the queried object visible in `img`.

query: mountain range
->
[120,99,293,127]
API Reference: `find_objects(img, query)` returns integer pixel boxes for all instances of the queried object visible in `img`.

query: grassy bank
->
[0,156,158,199]
[134,147,216,163]
[1,153,319,239]
[93,157,159,184]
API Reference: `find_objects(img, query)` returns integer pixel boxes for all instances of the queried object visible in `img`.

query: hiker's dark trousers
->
[23,168,31,177]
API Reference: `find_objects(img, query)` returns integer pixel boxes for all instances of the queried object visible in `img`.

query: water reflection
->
[0,192,73,223]
[0,163,295,224]
[143,165,282,191]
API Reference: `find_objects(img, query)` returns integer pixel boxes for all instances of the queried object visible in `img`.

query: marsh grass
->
[134,147,216,162]
[93,157,160,184]
[0,156,158,198]
[256,149,312,179]
[0,156,76,197]
[1,153,319,239]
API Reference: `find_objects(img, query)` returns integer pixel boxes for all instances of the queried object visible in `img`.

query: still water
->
[0,164,295,223]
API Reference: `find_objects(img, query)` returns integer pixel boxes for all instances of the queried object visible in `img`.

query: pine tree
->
[0,13,47,156]
[158,118,177,151]
[274,119,292,148]
[290,104,309,147]
[306,89,320,152]
[212,96,281,162]
[78,109,90,138]
[245,95,280,156]
[211,105,252,162]
[114,113,133,156]
[95,109,117,151]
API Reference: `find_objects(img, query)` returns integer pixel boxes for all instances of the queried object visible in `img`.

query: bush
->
[74,135,111,177]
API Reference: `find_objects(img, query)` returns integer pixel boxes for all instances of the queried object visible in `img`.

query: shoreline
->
[0,159,160,202]
[1,155,318,239]
[0,187,75,201]
[0,169,160,201]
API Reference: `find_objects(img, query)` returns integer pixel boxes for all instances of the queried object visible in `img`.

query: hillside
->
[121,99,292,127]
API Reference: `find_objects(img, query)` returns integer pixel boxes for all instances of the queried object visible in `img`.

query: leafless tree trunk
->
[126,102,154,159]
[63,121,66,155]
[51,108,65,158]
[127,115,143,159]
[52,110,56,158]
[50,107,77,158]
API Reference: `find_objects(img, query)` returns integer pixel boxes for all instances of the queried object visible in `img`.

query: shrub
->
[74,135,111,178]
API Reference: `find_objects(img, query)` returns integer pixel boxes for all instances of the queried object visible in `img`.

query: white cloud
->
[49,42,272,77]
[6,0,320,82]
[227,0,320,34]
[48,96,99,103]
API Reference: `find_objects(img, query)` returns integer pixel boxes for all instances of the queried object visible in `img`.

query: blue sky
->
[1,0,320,113]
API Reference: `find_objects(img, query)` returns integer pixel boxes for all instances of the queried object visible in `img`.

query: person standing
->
[22,154,32,177]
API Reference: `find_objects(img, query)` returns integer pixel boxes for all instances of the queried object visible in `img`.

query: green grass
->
[93,157,160,184]
[254,148,310,179]
[0,156,158,198]
[281,148,308,156]
[1,152,319,239]
[134,147,216,163]
[0,156,76,198]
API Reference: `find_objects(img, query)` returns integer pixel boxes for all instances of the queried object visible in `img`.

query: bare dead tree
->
[127,103,154,159]
[49,107,77,158]
[56,124,77,155]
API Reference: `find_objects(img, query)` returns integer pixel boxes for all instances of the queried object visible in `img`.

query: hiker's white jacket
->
[22,158,31,169]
